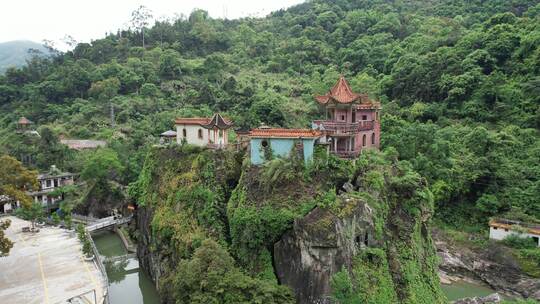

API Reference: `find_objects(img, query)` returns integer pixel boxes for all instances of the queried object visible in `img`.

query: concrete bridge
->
[86,216,133,233]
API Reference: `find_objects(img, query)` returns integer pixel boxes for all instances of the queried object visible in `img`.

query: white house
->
[489,218,540,247]
[0,165,75,214]
[175,113,233,148]
[29,165,75,210]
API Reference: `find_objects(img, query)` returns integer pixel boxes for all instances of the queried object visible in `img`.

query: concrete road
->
[0,216,106,304]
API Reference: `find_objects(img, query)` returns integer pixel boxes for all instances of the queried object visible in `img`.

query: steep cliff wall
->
[132,146,445,303]
[131,145,245,301]
[225,148,444,303]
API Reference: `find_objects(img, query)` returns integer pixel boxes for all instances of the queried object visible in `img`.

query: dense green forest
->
[0,0,539,225]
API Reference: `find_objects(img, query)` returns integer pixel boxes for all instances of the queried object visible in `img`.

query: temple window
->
[362,115,367,120]
[182,128,187,137]
[261,140,269,148]
[340,115,345,121]
[198,129,203,139]
[371,133,375,145]
[362,134,366,146]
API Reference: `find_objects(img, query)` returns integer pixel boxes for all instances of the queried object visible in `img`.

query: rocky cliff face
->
[273,152,444,304]
[132,146,445,303]
[274,200,376,303]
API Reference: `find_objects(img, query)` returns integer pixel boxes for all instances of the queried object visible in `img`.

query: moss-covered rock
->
[273,150,446,303]
[132,145,444,303]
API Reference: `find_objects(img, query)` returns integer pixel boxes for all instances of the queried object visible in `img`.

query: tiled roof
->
[60,139,107,150]
[250,128,322,138]
[175,113,232,129]
[204,113,233,129]
[175,117,212,125]
[489,218,540,236]
[315,76,377,106]
[17,117,33,125]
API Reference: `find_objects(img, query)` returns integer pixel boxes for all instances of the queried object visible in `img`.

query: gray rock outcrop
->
[274,198,376,304]
[435,230,540,300]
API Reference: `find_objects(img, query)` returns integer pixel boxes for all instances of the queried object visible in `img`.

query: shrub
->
[502,234,537,249]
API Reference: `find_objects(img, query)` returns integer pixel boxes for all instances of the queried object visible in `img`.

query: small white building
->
[175,113,233,149]
[0,165,75,214]
[489,218,540,247]
[29,165,75,210]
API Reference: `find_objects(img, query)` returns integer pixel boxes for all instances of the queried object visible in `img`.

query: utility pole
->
[110,102,115,128]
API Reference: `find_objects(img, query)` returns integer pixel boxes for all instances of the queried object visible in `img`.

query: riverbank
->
[0,216,107,304]
[434,227,540,301]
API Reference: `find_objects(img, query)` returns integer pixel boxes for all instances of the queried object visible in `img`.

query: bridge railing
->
[86,230,109,304]
[86,216,132,232]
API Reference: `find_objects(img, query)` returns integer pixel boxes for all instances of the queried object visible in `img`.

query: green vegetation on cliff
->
[325,150,444,303]
[132,144,445,303]
[130,145,294,303]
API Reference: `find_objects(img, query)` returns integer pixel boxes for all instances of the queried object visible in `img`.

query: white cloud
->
[0,0,304,50]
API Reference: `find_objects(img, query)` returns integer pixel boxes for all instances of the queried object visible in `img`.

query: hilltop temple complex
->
[172,76,381,163]
[313,76,381,158]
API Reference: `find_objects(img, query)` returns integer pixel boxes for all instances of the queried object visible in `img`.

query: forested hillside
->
[0,0,538,224]
[0,40,50,73]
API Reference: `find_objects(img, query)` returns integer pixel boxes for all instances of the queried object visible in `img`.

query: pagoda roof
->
[17,117,33,125]
[250,128,321,139]
[175,113,233,129]
[315,75,374,105]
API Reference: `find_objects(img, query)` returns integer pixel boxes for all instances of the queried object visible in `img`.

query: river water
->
[92,230,501,303]
[92,231,160,304]
[442,280,497,301]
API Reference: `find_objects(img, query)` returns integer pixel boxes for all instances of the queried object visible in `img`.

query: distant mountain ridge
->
[0,40,49,73]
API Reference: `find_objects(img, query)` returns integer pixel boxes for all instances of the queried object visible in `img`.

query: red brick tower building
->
[313,76,381,158]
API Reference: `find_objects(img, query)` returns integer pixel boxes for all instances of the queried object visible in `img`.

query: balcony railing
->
[313,120,375,135]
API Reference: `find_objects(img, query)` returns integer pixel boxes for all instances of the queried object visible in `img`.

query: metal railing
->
[86,231,109,304]
[86,216,132,232]
[313,120,375,135]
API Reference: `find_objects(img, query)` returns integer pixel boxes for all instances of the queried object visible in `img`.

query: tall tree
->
[0,155,38,207]
[0,155,38,255]
[131,5,153,48]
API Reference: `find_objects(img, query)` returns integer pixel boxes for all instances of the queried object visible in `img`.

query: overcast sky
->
[0,0,304,50]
